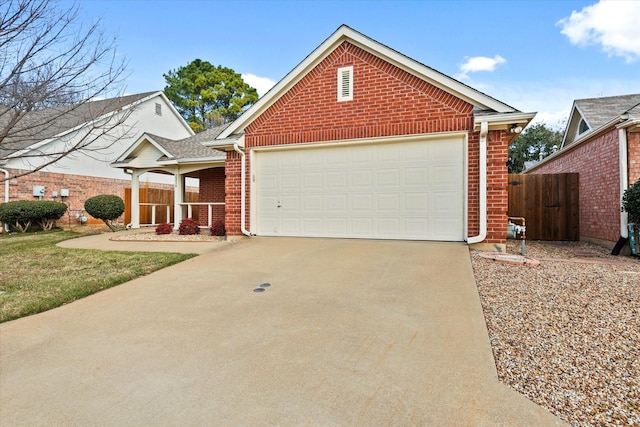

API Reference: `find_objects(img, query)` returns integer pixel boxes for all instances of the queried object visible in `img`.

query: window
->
[155,103,162,115]
[337,66,353,102]
[578,118,589,135]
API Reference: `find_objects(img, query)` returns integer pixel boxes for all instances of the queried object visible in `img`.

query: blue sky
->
[75,0,640,130]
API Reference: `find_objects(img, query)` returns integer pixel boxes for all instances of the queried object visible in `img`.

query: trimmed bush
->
[84,195,125,232]
[178,218,200,235]
[210,220,225,236]
[32,201,68,230]
[0,200,67,232]
[155,222,173,235]
[622,179,640,224]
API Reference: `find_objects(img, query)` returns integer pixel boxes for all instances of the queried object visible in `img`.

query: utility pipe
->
[1,168,9,232]
[233,143,251,237]
[468,121,488,244]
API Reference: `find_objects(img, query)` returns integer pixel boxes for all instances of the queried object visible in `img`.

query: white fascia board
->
[159,158,225,167]
[473,112,537,129]
[202,134,244,149]
[115,133,175,164]
[219,25,517,139]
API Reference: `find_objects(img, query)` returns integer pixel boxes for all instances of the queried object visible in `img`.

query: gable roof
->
[113,124,229,167]
[1,91,190,161]
[218,25,525,140]
[562,93,640,148]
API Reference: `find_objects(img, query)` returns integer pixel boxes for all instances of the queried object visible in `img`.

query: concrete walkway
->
[0,236,566,426]
[56,229,229,254]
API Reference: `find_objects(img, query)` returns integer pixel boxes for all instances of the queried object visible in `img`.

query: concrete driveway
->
[0,237,565,426]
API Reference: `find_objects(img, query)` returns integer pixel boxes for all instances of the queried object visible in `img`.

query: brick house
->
[114,26,535,248]
[525,94,640,247]
[1,92,194,224]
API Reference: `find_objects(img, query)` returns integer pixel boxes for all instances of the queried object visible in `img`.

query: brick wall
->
[629,131,640,184]
[198,167,225,226]
[225,41,505,243]
[486,130,509,244]
[528,129,621,243]
[3,168,178,226]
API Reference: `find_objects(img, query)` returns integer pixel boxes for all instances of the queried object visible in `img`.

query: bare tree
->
[0,0,129,180]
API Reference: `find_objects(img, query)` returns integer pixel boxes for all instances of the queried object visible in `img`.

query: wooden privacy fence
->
[124,188,199,226]
[508,173,579,241]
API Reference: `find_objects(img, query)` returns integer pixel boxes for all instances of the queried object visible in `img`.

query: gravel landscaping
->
[471,240,640,427]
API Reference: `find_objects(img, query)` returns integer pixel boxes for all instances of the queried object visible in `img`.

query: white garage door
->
[253,137,464,241]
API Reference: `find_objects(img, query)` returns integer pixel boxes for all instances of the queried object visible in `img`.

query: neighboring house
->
[525,93,640,247]
[113,25,535,248]
[0,91,194,223]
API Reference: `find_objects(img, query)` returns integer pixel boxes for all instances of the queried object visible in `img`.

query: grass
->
[0,229,197,323]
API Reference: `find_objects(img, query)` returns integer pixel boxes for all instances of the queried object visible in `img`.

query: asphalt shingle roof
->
[148,133,226,161]
[576,93,640,129]
[1,92,157,158]
[139,124,238,162]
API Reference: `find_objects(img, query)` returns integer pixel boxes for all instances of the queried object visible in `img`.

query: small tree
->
[84,195,124,232]
[622,179,640,224]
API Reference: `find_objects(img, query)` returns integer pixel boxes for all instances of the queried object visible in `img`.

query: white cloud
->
[557,0,640,62]
[456,55,506,80]
[242,73,276,97]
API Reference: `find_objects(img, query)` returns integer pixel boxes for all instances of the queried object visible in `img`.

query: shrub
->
[178,218,200,235]
[622,179,640,224]
[32,201,68,230]
[84,195,125,232]
[0,200,67,232]
[155,222,173,235]
[210,220,226,236]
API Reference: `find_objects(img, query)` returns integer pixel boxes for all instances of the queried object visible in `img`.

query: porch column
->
[130,170,141,229]
[173,171,185,230]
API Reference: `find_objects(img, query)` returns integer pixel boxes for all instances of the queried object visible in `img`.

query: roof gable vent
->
[337,66,353,102]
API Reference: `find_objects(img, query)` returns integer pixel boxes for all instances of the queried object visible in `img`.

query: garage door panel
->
[281,217,301,234]
[280,174,300,190]
[302,195,323,210]
[255,137,464,241]
[404,193,428,211]
[303,218,323,234]
[326,171,347,188]
[326,218,348,235]
[327,195,347,211]
[351,170,373,187]
[377,169,400,186]
[352,193,374,211]
[376,193,400,211]
[351,217,373,236]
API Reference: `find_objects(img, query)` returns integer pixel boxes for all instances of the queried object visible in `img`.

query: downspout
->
[619,126,629,238]
[0,168,8,203]
[1,167,9,232]
[467,121,488,244]
[233,143,251,237]
[612,126,630,255]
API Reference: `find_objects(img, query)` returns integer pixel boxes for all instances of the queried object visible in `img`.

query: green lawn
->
[0,230,196,322]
